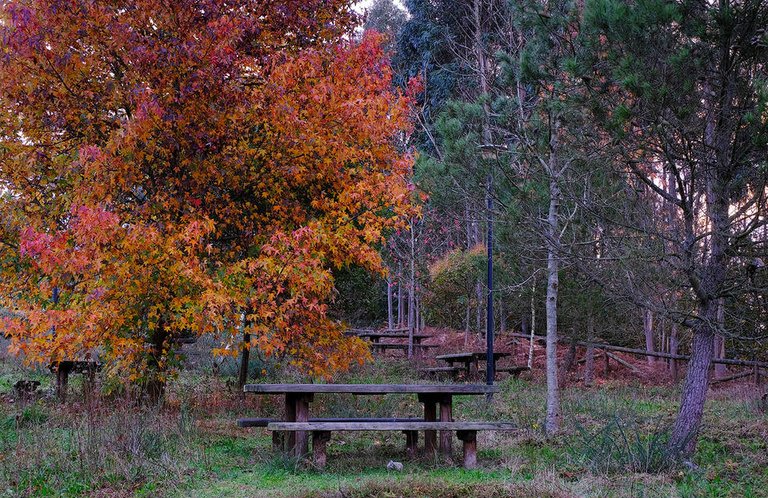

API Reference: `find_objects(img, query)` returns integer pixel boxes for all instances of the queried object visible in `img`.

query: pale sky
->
[354,0,407,13]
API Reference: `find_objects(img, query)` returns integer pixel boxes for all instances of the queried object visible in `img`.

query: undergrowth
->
[0,358,764,497]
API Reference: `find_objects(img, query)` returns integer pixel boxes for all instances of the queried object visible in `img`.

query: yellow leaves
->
[0,4,418,382]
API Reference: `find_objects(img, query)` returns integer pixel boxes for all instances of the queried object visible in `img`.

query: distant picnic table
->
[49,360,102,401]
[435,352,511,376]
[241,383,514,468]
[345,328,437,355]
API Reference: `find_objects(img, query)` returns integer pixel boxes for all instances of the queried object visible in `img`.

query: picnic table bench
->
[242,383,515,468]
[268,420,516,468]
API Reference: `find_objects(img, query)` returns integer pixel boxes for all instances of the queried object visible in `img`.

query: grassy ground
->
[0,358,766,497]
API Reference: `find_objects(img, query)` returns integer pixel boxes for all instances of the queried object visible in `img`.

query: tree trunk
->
[499,299,506,334]
[414,291,420,335]
[644,309,655,365]
[238,332,251,390]
[560,336,577,383]
[408,219,416,358]
[475,281,483,336]
[714,298,727,378]
[465,298,471,347]
[584,315,595,387]
[387,274,394,330]
[145,320,168,405]
[669,119,730,455]
[397,263,403,326]
[545,123,562,436]
[528,276,536,369]
[670,321,679,382]
[669,318,715,456]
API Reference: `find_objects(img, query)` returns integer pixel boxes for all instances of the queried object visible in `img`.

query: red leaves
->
[0,0,414,381]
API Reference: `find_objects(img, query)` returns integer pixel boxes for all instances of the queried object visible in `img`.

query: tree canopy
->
[0,0,416,384]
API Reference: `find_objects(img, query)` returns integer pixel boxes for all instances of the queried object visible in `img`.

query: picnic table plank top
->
[243,383,499,394]
[358,332,431,339]
[371,343,437,349]
[435,352,512,361]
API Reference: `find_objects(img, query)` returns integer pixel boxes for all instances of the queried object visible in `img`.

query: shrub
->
[571,414,684,474]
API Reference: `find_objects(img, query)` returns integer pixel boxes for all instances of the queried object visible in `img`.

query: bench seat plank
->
[267,421,516,469]
[238,417,425,428]
[267,421,516,431]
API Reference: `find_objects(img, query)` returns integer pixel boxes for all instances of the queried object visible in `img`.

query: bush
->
[423,246,486,329]
[572,414,682,474]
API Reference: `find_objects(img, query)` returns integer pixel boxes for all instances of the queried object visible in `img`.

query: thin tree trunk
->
[408,219,415,358]
[714,298,727,378]
[238,332,250,390]
[237,313,251,390]
[465,298,471,347]
[644,309,655,365]
[670,323,679,382]
[387,274,394,330]
[397,263,403,326]
[560,336,577,382]
[545,120,562,436]
[584,315,595,387]
[475,281,483,336]
[528,276,536,369]
[499,299,506,334]
[414,291,420,335]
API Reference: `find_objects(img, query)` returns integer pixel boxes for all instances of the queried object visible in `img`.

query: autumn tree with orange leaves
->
[0,0,416,395]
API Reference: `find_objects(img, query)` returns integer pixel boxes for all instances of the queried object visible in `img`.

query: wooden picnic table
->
[435,352,511,377]
[351,331,435,356]
[243,383,498,457]
[356,332,431,343]
[49,360,103,401]
[344,327,410,336]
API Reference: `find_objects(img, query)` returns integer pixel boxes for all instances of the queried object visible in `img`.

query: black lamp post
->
[480,145,503,401]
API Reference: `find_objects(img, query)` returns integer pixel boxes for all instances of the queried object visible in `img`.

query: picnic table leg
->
[272,431,283,451]
[284,394,297,453]
[469,359,478,378]
[456,430,477,469]
[312,431,331,470]
[404,430,419,458]
[294,394,313,458]
[418,394,437,454]
[83,366,97,402]
[439,395,453,457]
[55,362,72,402]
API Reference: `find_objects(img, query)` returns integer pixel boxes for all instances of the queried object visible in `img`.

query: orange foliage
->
[0,1,415,381]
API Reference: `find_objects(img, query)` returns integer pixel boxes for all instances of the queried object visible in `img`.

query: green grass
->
[0,357,765,497]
